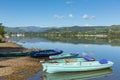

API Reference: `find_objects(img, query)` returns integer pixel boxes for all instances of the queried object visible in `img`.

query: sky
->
[0,0,120,27]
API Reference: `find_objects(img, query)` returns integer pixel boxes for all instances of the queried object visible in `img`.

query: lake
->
[11,37,120,80]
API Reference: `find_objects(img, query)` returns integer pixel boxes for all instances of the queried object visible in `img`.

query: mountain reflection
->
[10,36,120,46]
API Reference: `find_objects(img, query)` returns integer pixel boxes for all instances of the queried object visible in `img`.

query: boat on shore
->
[41,55,113,73]
[0,52,29,57]
[29,49,63,58]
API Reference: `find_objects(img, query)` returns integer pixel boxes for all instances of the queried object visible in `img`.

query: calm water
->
[11,37,120,80]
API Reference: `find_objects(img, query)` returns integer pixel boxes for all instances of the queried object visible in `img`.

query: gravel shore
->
[0,42,44,80]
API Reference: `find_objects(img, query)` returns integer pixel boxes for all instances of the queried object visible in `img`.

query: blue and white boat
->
[29,49,63,58]
[49,52,79,59]
[41,55,114,73]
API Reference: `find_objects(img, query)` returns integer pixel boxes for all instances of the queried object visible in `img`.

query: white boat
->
[41,56,114,73]
[49,52,79,59]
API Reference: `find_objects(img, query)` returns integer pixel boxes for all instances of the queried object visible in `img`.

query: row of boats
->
[35,49,114,73]
[0,49,63,57]
[0,49,114,73]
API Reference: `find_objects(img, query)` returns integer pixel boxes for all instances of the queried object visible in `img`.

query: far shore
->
[0,42,44,80]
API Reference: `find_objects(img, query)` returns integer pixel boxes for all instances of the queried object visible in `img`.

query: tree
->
[0,23,6,42]
[0,23,5,37]
[0,34,2,42]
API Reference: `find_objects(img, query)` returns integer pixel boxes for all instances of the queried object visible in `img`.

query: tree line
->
[24,25,120,38]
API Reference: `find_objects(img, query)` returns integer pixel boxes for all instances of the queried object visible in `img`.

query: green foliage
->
[40,25,120,38]
[0,23,6,42]
[0,23,5,37]
[0,35,2,42]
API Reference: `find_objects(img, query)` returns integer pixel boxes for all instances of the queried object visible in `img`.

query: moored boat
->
[41,56,114,73]
[49,52,79,59]
[0,52,29,57]
[29,49,63,58]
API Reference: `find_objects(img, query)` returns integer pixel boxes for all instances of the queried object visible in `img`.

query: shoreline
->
[0,42,43,80]
[0,42,38,54]
[0,42,22,47]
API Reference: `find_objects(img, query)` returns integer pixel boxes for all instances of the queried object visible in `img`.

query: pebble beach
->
[0,42,43,80]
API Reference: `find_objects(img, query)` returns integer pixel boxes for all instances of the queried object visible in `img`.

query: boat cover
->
[83,55,95,61]
[99,59,108,64]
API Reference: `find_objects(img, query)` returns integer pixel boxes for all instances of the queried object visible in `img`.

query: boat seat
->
[65,59,77,63]
[50,61,58,64]
[83,55,95,61]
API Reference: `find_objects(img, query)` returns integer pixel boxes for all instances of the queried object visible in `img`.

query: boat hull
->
[0,52,29,57]
[49,53,79,59]
[29,49,63,58]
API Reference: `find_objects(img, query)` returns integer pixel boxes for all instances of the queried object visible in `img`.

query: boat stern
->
[108,61,114,67]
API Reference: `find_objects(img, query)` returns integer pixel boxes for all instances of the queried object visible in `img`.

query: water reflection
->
[41,68,112,80]
[9,37,50,43]
[9,36,120,46]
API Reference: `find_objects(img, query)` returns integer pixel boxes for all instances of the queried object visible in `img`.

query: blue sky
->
[0,0,120,27]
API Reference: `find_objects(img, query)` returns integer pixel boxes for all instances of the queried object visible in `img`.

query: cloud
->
[68,14,74,18]
[54,15,64,19]
[66,1,74,4]
[84,24,90,27]
[91,16,96,19]
[82,14,89,19]
[82,14,96,19]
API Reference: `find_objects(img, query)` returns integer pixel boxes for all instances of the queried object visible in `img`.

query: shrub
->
[0,35,2,42]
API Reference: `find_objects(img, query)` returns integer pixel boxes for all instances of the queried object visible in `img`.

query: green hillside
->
[38,25,120,38]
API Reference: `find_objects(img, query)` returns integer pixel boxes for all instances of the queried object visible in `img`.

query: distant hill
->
[5,25,120,33]
[43,25,120,33]
[5,26,51,33]
[43,26,107,33]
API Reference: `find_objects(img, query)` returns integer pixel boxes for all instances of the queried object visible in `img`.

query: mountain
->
[44,25,120,33]
[5,25,120,33]
[5,26,51,33]
[44,26,107,33]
